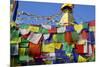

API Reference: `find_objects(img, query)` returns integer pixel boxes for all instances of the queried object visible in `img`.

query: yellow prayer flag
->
[28,26,39,32]
[42,43,55,53]
[19,48,26,56]
[10,22,16,27]
[78,55,87,62]
[74,24,83,33]
[66,53,71,57]
[10,37,21,44]
[53,34,57,42]
[54,43,62,49]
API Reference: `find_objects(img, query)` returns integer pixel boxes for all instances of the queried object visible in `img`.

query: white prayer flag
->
[19,28,29,35]
[41,24,51,29]
[27,32,42,44]
[43,34,50,40]
[57,26,66,33]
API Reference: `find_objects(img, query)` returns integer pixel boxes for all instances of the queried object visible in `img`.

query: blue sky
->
[16,1,95,25]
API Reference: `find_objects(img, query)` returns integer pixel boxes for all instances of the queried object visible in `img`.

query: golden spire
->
[58,3,74,26]
[61,3,74,13]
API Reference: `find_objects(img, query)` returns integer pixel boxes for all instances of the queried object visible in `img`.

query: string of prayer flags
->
[10,2,95,66]
[10,21,95,65]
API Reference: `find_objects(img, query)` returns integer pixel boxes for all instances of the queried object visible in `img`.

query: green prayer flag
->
[66,45,73,53]
[11,29,20,43]
[21,38,29,43]
[56,33,65,42]
[39,27,48,34]
[19,43,28,48]
[62,42,68,51]
[72,31,79,41]
[19,24,29,29]
[62,42,73,53]
[11,30,19,39]
[19,55,29,61]
[83,23,88,29]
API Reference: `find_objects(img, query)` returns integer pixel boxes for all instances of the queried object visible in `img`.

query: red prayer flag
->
[48,27,57,33]
[88,20,95,27]
[28,42,41,58]
[65,32,72,45]
[75,44,84,54]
